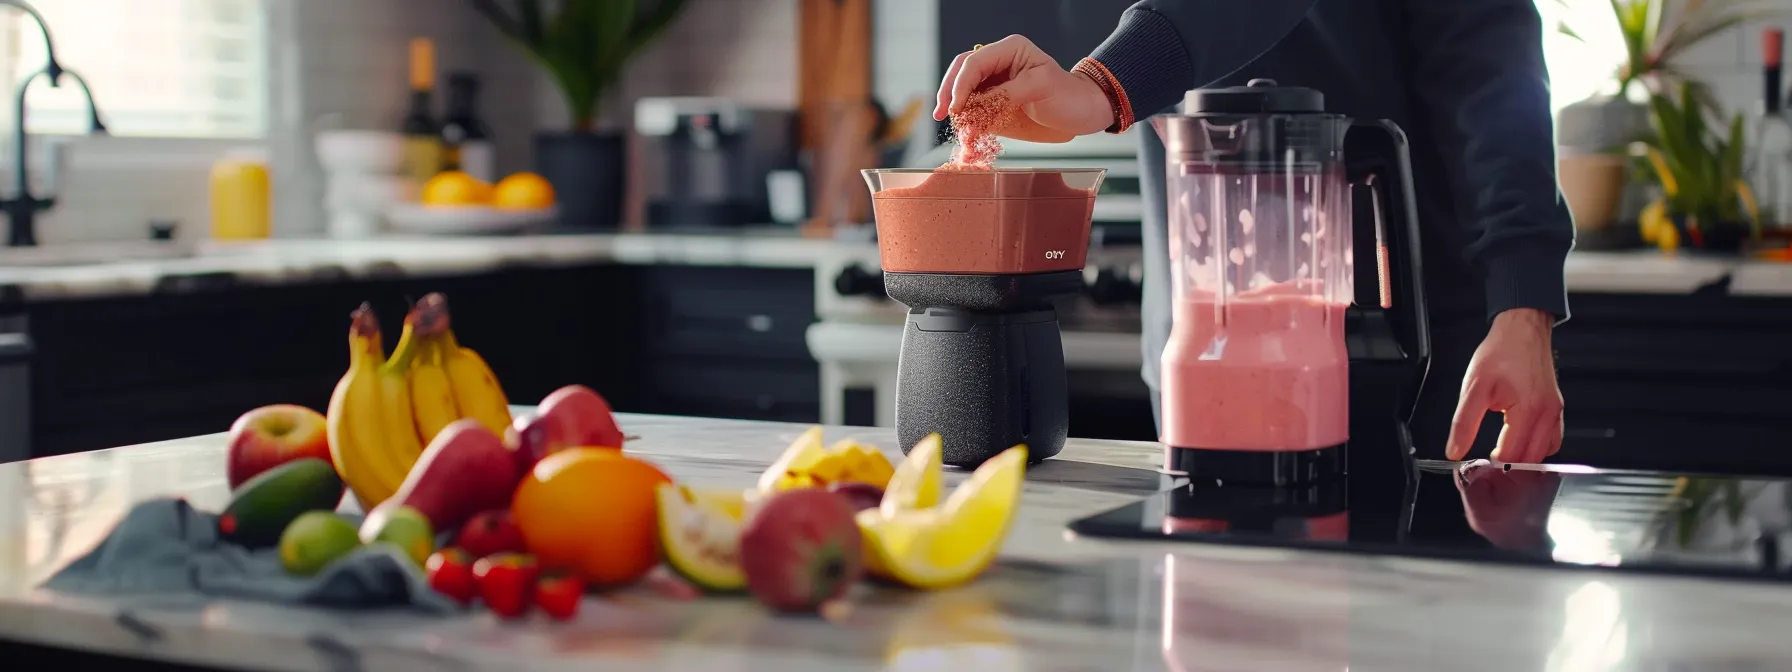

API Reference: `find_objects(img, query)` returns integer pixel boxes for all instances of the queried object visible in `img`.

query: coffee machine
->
[1154,79,1430,487]
[861,168,1106,467]
[635,97,796,228]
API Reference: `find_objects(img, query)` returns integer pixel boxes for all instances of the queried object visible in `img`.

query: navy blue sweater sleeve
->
[1087,0,1320,121]
[1402,0,1574,322]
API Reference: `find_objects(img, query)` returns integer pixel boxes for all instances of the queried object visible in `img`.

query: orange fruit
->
[420,171,490,206]
[491,172,556,210]
[512,448,671,587]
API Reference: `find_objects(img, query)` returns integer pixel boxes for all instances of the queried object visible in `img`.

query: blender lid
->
[1183,78,1325,115]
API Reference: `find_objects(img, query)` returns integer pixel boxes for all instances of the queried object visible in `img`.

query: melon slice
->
[655,484,747,592]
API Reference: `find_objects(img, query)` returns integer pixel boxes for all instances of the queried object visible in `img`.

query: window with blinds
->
[1536,0,1629,112]
[0,0,266,138]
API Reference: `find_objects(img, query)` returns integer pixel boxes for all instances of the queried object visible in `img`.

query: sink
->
[0,242,200,268]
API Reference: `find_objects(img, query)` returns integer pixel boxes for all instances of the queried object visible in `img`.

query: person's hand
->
[1446,308,1564,463]
[933,35,1115,143]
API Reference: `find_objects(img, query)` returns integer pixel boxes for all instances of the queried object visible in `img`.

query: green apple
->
[280,512,361,576]
[360,505,436,568]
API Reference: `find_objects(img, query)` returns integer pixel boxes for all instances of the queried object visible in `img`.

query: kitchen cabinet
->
[15,264,813,459]
[17,259,1792,477]
[635,267,820,422]
[1553,291,1792,475]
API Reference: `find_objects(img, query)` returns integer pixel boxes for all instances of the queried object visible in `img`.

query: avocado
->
[218,458,345,549]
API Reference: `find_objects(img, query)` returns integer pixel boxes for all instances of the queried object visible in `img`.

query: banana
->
[377,314,427,477]
[407,307,461,446]
[327,304,402,508]
[441,328,512,436]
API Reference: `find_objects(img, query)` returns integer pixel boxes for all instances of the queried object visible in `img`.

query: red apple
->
[739,488,864,613]
[226,404,332,490]
[455,509,527,558]
[536,385,625,450]
[505,412,572,474]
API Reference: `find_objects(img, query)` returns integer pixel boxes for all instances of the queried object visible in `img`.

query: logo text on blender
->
[1044,250,1066,260]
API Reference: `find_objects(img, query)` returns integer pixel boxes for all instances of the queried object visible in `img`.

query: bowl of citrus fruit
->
[388,171,559,234]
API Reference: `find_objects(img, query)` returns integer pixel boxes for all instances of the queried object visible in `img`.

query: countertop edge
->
[0,232,1785,302]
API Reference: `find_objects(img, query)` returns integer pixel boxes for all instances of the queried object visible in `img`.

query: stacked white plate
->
[385,205,560,235]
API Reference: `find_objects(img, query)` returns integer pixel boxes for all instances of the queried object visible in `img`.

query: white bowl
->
[316,130,407,173]
[326,174,415,212]
[386,204,559,235]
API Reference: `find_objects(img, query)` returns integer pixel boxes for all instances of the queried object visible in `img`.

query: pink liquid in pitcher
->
[1160,282,1349,452]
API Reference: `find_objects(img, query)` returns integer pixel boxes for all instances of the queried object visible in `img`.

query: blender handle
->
[1345,119,1430,362]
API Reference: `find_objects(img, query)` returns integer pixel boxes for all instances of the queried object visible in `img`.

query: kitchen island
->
[2,413,1790,671]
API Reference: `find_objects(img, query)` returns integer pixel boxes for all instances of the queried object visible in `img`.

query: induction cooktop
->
[1067,459,1792,582]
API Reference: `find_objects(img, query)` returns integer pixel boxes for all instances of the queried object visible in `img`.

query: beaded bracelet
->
[1072,57,1134,134]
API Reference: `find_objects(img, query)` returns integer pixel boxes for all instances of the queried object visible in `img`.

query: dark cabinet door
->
[635,266,820,423]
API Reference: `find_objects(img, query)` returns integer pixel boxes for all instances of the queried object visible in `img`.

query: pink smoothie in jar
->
[1160,281,1350,452]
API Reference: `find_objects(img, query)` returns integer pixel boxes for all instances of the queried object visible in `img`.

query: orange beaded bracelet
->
[1072,57,1134,134]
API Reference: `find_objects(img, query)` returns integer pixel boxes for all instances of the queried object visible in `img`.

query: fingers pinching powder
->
[942,90,1015,171]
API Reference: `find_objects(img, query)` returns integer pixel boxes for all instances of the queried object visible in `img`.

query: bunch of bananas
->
[326,293,513,508]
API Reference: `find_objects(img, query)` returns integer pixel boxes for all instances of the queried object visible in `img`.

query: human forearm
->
[1083,0,1320,131]
[1403,0,1575,322]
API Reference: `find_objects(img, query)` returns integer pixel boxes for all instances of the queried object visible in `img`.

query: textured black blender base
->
[884,271,1085,312]
[886,270,1083,468]
[1166,443,1347,486]
[895,307,1069,468]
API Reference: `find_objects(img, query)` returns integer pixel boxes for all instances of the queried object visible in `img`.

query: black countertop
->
[1071,459,1792,584]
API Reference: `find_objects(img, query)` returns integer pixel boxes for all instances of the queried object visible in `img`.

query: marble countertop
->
[0,231,842,301]
[0,230,1780,301]
[1,413,1789,671]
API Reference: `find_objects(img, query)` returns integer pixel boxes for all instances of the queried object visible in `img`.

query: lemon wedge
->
[880,433,944,515]
[858,445,1027,589]
[757,426,828,493]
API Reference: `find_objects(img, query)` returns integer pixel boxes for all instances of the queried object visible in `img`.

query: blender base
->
[894,306,1068,468]
[1165,444,1347,486]
[886,270,1083,468]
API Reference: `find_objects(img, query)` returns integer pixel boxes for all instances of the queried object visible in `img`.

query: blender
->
[1155,79,1430,486]
[861,168,1106,467]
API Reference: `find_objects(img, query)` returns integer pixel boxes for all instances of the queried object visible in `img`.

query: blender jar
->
[1155,87,1355,464]
[862,169,1105,275]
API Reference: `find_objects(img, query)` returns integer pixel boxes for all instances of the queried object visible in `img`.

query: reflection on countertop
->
[2,413,1791,671]
[1070,458,1792,580]
[0,229,1783,301]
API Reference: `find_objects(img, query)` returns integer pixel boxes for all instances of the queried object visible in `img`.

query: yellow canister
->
[210,149,271,240]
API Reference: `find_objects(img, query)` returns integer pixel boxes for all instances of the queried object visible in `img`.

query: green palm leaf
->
[469,0,690,131]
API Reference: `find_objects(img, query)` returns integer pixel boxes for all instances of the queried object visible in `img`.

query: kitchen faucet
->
[0,0,106,247]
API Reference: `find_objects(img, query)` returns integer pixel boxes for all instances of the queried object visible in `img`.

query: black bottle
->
[440,72,495,183]
[400,38,443,185]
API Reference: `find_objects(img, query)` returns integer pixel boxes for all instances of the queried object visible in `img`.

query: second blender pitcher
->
[1155,79,1429,485]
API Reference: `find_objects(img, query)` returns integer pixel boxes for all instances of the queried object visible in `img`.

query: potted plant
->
[1553,0,1775,236]
[471,0,690,230]
[1636,84,1761,254]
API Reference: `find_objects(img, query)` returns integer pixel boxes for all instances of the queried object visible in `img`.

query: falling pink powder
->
[941,89,1015,171]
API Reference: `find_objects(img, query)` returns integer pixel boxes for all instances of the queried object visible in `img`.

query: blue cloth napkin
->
[41,497,458,614]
